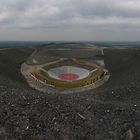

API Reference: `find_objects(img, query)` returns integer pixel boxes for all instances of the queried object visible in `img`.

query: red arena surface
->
[47,66,90,81]
[59,73,79,81]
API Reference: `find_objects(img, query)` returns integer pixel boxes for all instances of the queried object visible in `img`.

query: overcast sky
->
[0,0,140,41]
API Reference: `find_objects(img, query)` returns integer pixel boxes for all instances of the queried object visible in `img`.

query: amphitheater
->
[30,58,106,89]
[21,44,109,93]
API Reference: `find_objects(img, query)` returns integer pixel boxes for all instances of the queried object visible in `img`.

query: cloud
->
[0,0,140,40]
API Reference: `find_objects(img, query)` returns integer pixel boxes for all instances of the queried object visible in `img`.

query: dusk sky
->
[0,0,140,41]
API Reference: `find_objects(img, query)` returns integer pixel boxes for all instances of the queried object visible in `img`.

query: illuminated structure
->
[30,59,105,89]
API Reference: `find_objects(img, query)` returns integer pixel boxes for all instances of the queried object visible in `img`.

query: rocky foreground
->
[0,46,140,140]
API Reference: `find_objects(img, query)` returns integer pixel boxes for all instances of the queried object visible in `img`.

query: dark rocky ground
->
[0,47,140,140]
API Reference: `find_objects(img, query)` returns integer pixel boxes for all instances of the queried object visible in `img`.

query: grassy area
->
[0,47,33,86]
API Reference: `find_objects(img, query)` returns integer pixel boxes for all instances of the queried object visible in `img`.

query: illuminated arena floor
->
[47,66,90,82]
[59,73,79,81]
